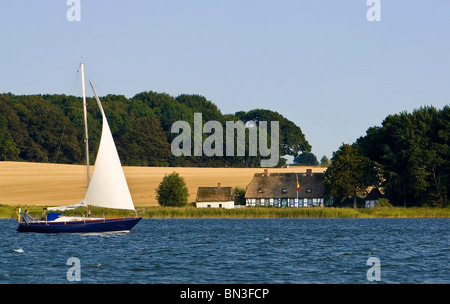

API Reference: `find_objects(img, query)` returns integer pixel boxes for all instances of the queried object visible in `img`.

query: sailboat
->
[17,63,142,233]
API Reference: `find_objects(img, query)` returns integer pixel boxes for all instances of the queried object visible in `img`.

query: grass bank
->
[1,205,449,219]
[139,206,450,218]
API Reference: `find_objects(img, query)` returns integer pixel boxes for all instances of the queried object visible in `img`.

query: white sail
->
[83,81,135,211]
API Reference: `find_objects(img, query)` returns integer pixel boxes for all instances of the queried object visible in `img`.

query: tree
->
[155,172,189,207]
[238,109,311,157]
[234,187,246,205]
[356,106,449,207]
[176,94,223,122]
[294,152,319,166]
[0,92,313,169]
[320,155,330,167]
[0,117,19,160]
[324,143,378,208]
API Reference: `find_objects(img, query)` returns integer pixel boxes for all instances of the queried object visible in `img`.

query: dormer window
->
[281,188,287,194]
[306,188,312,193]
[258,188,264,193]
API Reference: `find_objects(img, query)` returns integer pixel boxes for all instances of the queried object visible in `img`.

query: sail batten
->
[83,81,135,211]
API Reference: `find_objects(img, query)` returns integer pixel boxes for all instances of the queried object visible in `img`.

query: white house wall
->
[196,201,235,209]
[246,198,324,207]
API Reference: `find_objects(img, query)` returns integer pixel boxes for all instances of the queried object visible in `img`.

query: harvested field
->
[0,161,325,207]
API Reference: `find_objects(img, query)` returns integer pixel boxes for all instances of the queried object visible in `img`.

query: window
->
[312,198,319,206]
[219,204,222,208]
[289,198,295,207]
[273,198,280,207]
[281,188,287,194]
[258,188,264,193]
[261,198,266,206]
[306,188,312,193]
[365,200,377,208]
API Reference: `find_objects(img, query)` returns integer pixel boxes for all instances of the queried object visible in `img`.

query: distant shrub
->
[156,172,189,207]
[376,198,393,208]
[234,187,246,205]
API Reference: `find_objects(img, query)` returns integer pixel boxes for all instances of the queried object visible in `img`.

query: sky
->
[1,0,449,162]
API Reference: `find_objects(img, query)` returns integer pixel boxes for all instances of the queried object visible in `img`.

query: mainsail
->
[83,81,135,211]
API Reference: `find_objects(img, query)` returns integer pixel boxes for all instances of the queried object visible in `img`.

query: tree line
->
[0,92,311,167]
[324,105,449,208]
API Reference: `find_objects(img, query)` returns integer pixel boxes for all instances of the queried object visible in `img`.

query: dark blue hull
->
[17,217,142,233]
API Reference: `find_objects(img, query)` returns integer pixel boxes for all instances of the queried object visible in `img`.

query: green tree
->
[156,172,189,207]
[294,152,319,165]
[233,187,246,205]
[176,94,223,122]
[320,155,330,167]
[324,143,378,208]
[356,106,449,207]
[0,115,19,160]
[0,92,313,169]
[238,109,311,157]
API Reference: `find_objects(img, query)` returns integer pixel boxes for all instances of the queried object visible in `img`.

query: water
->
[0,218,448,284]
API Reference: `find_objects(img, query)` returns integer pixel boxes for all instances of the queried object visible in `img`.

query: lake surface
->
[0,218,448,284]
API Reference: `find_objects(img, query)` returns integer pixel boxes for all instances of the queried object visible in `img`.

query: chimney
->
[306,169,312,176]
[217,183,221,189]
[264,169,268,176]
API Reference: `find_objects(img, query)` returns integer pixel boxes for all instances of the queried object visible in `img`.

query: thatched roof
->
[196,186,234,202]
[245,172,324,199]
[365,188,382,201]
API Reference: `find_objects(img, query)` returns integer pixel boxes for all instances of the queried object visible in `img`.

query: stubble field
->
[0,161,325,207]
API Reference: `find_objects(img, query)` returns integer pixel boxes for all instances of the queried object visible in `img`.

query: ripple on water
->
[0,218,448,284]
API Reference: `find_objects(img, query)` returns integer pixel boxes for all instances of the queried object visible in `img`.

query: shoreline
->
[2,205,449,219]
[1,162,448,219]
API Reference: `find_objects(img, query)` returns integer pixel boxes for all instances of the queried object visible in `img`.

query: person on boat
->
[21,210,35,224]
[40,208,48,221]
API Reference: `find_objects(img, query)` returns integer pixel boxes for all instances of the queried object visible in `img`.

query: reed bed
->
[1,205,448,219]
[140,206,450,218]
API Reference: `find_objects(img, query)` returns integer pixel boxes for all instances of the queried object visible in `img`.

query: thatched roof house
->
[364,187,383,208]
[196,183,235,209]
[245,169,326,207]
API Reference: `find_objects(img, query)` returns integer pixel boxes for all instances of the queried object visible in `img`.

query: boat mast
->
[80,62,90,186]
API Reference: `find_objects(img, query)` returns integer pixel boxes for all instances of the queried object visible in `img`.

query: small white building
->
[196,183,235,209]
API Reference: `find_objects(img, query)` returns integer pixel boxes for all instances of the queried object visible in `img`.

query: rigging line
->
[53,119,67,164]
[68,67,80,96]
[55,65,79,163]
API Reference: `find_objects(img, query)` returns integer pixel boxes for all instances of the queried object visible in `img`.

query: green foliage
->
[1,204,449,219]
[155,172,189,207]
[323,105,448,208]
[376,198,393,208]
[0,115,19,160]
[233,187,246,205]
[324,143,378,208]
[294,152,319,166]
[356,106,449,207]
[238,109,311,156]
[0,92,310,168]
[320,155,330,167]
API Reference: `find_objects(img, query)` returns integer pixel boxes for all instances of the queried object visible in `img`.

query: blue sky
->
[1,1,449,161]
